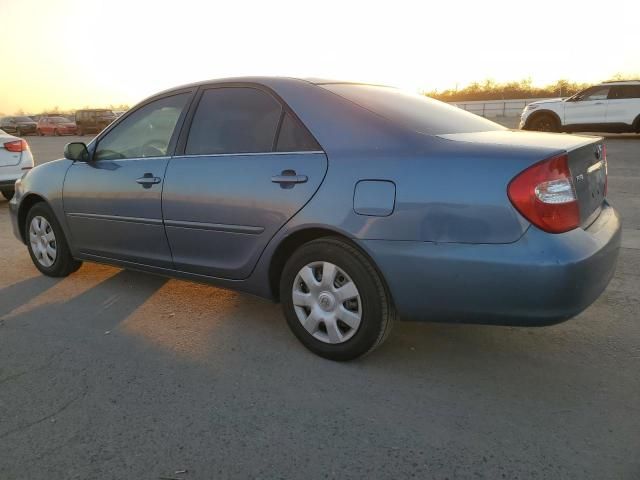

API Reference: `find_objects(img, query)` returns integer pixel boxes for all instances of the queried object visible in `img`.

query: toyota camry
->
[9,77,621,360]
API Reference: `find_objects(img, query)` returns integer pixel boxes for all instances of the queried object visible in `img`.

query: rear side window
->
[608,85,640,99]
[321,84,503,135]
[276,112,320,152]
[186,88,282,155]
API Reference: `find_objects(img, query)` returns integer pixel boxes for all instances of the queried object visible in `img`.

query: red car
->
[36,116,77,136]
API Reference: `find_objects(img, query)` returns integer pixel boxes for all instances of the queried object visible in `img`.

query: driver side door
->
[564,86,609,127]
[63,91,192,268]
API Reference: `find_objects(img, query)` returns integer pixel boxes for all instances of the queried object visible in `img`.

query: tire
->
[16,128,22,137]
[53,129,59,136]
[25,202,82,277]
[528,113,560,132]
[1,188,14,200]
[37,129,43,136]
[280,237,395,361]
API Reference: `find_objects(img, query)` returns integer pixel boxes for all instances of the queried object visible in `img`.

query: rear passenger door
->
[606,85,640,126]
[163,85,327,280]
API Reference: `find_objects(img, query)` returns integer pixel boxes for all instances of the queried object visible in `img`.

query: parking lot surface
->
[1,134,639,479]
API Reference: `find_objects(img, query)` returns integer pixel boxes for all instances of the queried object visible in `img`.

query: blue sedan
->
[9,77,621,360]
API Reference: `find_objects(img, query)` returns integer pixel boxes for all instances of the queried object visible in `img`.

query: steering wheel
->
[141,139,166,158]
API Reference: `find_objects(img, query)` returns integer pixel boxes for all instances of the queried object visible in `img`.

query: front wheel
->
[25,202,82,277]
[280,237,395,361]
[529,113,560,132]
[1,188,14,200]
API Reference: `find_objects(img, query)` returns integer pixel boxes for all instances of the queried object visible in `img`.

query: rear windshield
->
[321,84,504,135]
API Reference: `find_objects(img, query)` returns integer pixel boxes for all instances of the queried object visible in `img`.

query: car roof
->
[151,76,391,97]
[600,80,640,85]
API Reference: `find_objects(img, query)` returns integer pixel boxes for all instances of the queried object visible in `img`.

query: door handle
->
[271,170,308,189]
[136,173,161,189]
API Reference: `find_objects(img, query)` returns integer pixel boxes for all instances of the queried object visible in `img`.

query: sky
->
[1,0,639,114]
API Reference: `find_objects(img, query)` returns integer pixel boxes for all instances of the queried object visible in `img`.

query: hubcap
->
[292,261,362,344]
[29,216,57,267]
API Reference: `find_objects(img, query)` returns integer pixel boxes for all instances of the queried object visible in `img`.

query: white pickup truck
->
[520,80,640,133]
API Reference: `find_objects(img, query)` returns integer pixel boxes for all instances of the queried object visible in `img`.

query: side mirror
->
[64,142,90,162]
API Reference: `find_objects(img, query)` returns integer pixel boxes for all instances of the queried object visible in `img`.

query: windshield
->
[321,84,504,135]
[15,116,33,122]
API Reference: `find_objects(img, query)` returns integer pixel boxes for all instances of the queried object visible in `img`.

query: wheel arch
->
[268,227,393,305]
[17,193,48,243]
[525,109,562,129]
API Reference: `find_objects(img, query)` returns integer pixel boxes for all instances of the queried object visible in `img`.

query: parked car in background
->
[75,109,116,135]
[0,130,34,200]
[9,77,620,360]
[37,116,77,136]
[113,110,127,118]
[520,80,640,133]
[0,116,38,136]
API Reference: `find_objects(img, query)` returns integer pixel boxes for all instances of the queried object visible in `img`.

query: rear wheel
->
[53,129,59,136]
[25,202,82,277]
[529,113,560,132]
[1,188,14,200]
[280,237,395,361]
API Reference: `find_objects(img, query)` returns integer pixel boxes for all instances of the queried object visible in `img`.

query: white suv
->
[0,130,34,200]
[520,80,640,133]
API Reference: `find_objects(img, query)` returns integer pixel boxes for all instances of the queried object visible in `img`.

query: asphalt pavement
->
[0,133,639,479]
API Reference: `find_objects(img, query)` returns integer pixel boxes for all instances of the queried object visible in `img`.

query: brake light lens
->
[3,139,28,152]
[508,153,579,233]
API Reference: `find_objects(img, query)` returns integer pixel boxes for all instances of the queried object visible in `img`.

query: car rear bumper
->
[362,202,621,325]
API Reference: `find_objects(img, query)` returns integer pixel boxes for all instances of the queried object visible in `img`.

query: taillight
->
[508,153,579,233]
[3,139,28,152]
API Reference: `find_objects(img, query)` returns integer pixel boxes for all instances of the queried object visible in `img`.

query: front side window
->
[578,87,609,101]
[95,93,189,160]
[185,87,282,155]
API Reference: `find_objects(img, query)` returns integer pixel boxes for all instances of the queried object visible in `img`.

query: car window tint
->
[95,93,188,160]
[186,87,282,155]
[321,84,503,135]
[582,87,609,101]
[276,112,320,152]
[608,85,640,99]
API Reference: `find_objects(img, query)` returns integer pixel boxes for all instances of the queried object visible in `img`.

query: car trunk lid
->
[569,141,607,228]
[438,130,607,229]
